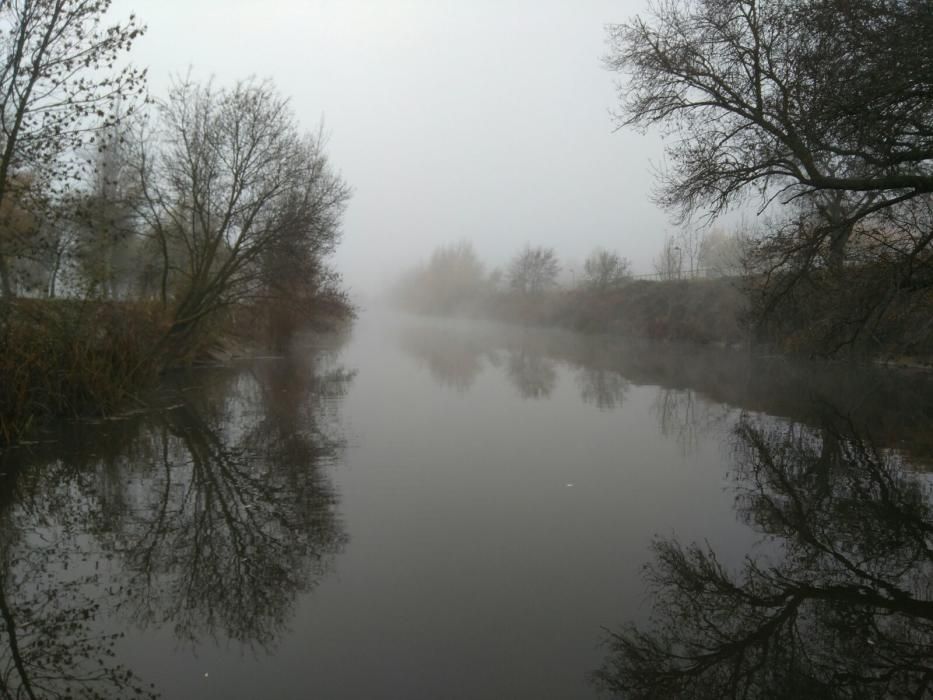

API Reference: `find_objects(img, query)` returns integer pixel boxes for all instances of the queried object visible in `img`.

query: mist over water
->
[0,0,929,696]
[0,311,930,698]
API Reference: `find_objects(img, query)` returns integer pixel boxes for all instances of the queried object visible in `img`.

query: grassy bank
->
[0,300,165,443]
[0,296,353,445]
[748,266,933,359]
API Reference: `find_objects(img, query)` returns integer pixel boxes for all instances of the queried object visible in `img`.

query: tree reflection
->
[0,573,158,699]
[506,350,557,400]
[112,353,353,645]
[596,412,933,699]
[397,326,486,392]
[576,367,630,411]
[0,469,158,699]
[394,319,933,463]
[0,341,354,693]
[653,388,733,455]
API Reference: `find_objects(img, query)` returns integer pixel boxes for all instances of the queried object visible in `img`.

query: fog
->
[1,1,929,696]
[112,0,670,297]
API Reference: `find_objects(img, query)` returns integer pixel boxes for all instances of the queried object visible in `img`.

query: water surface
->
[1,311,930,698]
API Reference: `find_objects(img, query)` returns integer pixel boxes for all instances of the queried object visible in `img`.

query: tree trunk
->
[820,193,853,273]
[47,247,63,298]
[827,220,853,272]
[0,254,12,298]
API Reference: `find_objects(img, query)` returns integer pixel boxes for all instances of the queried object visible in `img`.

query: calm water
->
[1,311,931,698]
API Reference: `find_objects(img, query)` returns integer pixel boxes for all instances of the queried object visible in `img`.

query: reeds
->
[0,299,166,443]
[0,292,356,445]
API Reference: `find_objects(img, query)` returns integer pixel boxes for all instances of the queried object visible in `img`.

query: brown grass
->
[0,299,166,443]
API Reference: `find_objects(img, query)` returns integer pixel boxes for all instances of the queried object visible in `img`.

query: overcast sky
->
[112,0,680,296]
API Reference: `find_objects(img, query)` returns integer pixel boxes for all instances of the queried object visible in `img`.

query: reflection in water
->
[398,326,487,392]
[396,318,933,464]
[0,338,353,695]
[0,545,158,699]
[595,411,933,699]
[653,388,734,455]
[653,388,703,455]
[398,322,565,401]
[575,367,630,411]
[506,350,557,400]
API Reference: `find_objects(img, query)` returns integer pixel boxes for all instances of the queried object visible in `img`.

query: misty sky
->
[113,0,681,296]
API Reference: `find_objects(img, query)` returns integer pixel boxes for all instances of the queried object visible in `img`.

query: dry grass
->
[0,300,166,443]
[0,289,355,445]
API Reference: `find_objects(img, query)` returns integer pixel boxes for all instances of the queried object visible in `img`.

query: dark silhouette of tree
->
[0,459,157,698]
[0,572,158,699]
[605,0,933,226]
[131,77,350,352]
[595,411,933,698]
[0,340,354,692]
[605,0,933,350]
[106,352,352,645]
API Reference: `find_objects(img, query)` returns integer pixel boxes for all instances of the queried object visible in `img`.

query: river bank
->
[411,273,933,366]
[0,298,353,445]
[485,278,747,345]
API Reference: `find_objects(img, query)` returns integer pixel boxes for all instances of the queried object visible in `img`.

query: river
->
[0,310,930,698]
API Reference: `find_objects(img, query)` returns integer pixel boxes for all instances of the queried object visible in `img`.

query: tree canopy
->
[0,0,146,296]
[605,0,933,223]
[508,244,560,294]
[581,248,631,291]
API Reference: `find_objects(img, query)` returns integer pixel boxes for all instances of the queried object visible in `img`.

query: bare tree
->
[581,248,631,291]
[698,227,751,278]
[73,117,143,299]
[653,235,682,281]
[131,77,349,348]
[392,240,487,314]
[0,0,146,297]
[596,413,933,698]
[605,0,933,265]
[507,244,560,294]
[677,228,704,278]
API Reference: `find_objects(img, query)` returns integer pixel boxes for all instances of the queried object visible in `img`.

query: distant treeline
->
[600,0,933,359]
[393,0,933,361]
[389,238,747,344]
[392,237,738,312]
[390,229,933,361]
[0,2,352,443]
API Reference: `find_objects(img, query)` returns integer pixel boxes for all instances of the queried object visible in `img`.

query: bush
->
[485,279,747,345]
